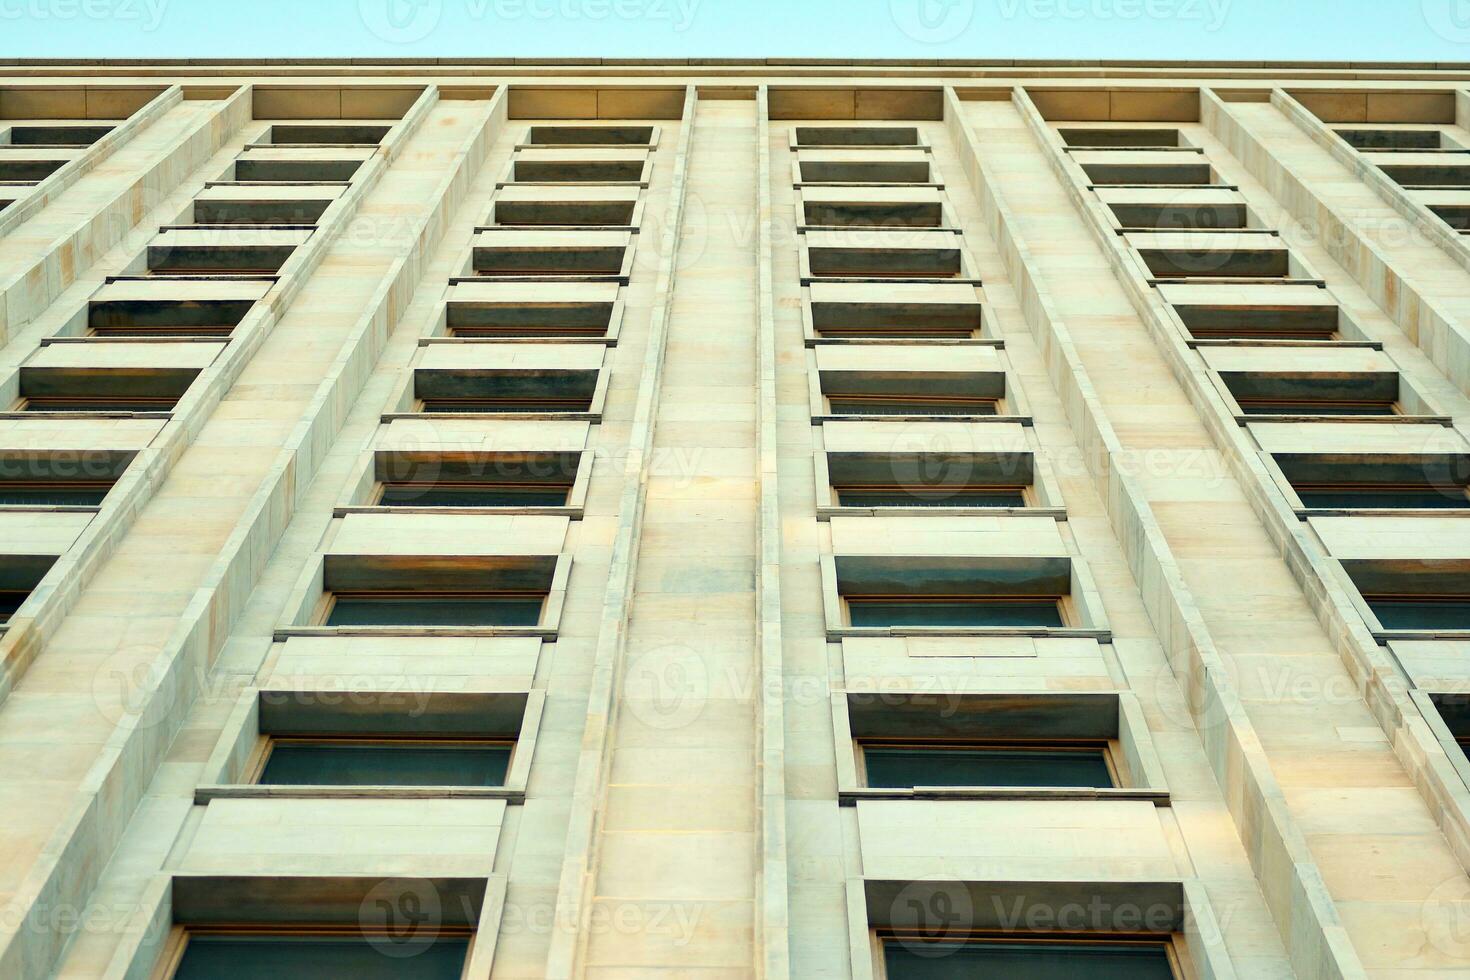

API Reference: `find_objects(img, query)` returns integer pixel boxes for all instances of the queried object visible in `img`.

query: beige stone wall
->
[0,64,1466,979]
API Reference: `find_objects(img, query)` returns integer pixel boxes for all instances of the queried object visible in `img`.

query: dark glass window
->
[378,483,571,508]
[21,396,180,413]
[174,934,470,980]
[835,487,1026,508]
[863,744,1113,789]
[259,739,512,787]
[0,591,24,625]
[826,396,997,417]
[0,482,110,506]
[884,938,1174,979]
[419,397,592,414]
[1237,399,1395,417]
[326,593,544,628]
[1295,485,1470,509]
[847,598,1064,629]
[1366,598,1470,631]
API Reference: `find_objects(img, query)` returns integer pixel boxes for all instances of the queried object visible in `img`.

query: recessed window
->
[525,125,655,146]
[147,237,300,275]
[1336,128,1453,150]
[881,935,1176,979]
[1276,454,1470,510]
[5,124,113,146]
[807,288,983,340]
[510,154,646,183]
[414,369,598,415]
[804,234,966,279]
[826,394,997,417]
[1377,161,1470,188]
[1134,241,1290,279]
[257,737,513,787]
[1171,302,1338,340]
[861,741,1114,789]
[0,156,67,181]
[1219,372,1399,417]
[797,157,933,184]
[0,555,56,627]
[1061,127,1183,148]
[233,156,364,182]
[471,233,629,276]
[324,592,545,627]
[846,596,1064,628]
[192,190,338,225]
[1343,560,1470,631]
[169,930,471,980]
[1077,158,1213,186]
[15,367,199,414]
[447,296,615,338]
[375,452,579,508]
[829,450,1034,509]
[794,126,920,147]
[89,296,257,338]
[1106,200,1247,230]
[266,124,391,146]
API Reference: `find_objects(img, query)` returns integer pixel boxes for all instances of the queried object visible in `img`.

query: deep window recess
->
[257,737,512,787]
[861,741,1113,789]
[324,592,546,627]
[415,371,598,415]
[1343,561,1470,631]
[1276,455,1470,510]
[794,126,920,146]
[1172,303,1338,340]
[1220,373,1399,417]
[375,453,579,508]
[826,394,998,417]
[525,125,655,145]
[882,936,1175,980]
[1335,128,1452,150]
[15,368,198,414]
[835,486,1026,508]
[89,298,257,338]
[0,555,57,627]
[6,124,113,146]
[267,124,391,145]
[846,597,1065,629]
[1060,127,1183,148]
[233,158,364,182]
[170,931,471,980]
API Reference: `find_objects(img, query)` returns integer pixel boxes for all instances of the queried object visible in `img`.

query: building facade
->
[0,60,1468,978]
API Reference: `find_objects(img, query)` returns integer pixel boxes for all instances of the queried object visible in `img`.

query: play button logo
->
[360,0,443,43]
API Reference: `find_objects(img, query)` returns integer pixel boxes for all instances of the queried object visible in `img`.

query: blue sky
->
[0,0,1464,61]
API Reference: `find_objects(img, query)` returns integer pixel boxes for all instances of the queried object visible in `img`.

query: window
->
[1335,128,1453,150]
[375,452,579,508]
[1077,158,1213,186]
[881,935,1175,979]
[797,157,933,184]
[525,125,655,146]
[835,486,1026,508]
[1134,241,1290,279]
[414,369,599,415]
[794,126,920,147]
[1171,302,1338,340]
[169,931,471,980]
[1276,454,1470,510]
[491,191,639,227]
[256,737,512,787]
[89,296,257,338]
[846,596,1064,628]
[324,592,545,627]
[510,154,647,183]
[470,233,629,276]
[826,394,997,417]
[1343,560,1470,631]
[15,367,199,414]
[446,297,615,338]
[266,124,391,146]
[5,124,113,146]
[807,287,983,340]
[147,237,301,275]
[1060,127,1183,148]
[1377,162,1470,188]
[233,156,364,182]
[1106,200,1247,231]
[802,196,945,229]
[0,555,56,627]
[861,741,1114,789]
[192,190,337,226]
[804,234,966,279]
[0,481,111,506]
[1219,372,1399,417]
[0,156,67,181]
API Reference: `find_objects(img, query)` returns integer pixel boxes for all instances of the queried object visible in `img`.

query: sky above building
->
[0,0,1464,62]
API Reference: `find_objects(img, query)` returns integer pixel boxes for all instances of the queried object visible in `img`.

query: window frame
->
[151,922,480,980]
[246,734,519,789]
[872,929,1187,980]
[855,738,1120,791]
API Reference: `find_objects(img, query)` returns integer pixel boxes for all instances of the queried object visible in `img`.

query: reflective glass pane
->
[259,742,512,787]
[848,600,1064,629]
[175,934,469,980]
[884,939,1174,979]
[864,747,1113,789]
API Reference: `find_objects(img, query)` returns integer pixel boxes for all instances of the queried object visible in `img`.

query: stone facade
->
[0,61,1467,978]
